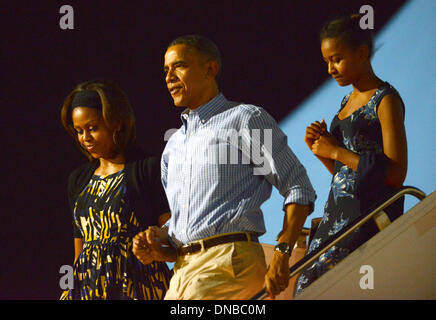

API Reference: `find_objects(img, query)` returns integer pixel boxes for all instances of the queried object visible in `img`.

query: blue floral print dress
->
[295,82,405,295]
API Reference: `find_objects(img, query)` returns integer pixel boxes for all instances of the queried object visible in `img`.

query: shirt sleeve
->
[242,106,317,213]
[161,152,168,191]
[162,153,170,230]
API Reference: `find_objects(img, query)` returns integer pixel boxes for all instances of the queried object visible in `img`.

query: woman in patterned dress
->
[296,14,408,295]
[60,80,172,299]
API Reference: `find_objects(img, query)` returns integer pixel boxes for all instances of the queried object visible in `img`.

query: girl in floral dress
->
[296,14,408,295]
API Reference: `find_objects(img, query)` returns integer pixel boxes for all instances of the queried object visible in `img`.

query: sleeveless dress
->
[295,82,405,295]
[60,169,172,300]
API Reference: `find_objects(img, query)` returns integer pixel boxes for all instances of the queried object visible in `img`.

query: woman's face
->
[321,37,366,86]
[71,107,117,159]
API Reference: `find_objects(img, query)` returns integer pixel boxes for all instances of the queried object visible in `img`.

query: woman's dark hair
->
[320,14,374,58]
[168,34,222,82]
[61,80,136,162]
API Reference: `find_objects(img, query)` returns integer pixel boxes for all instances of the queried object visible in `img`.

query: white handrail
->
[252,186,426,300]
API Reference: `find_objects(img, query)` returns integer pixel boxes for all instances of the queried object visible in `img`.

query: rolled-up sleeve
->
[244,107,317,213]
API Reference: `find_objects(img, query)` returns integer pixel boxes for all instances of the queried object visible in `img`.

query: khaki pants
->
[164,233,267,300]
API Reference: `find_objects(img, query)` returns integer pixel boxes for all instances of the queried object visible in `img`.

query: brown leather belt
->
[177,233,259,256]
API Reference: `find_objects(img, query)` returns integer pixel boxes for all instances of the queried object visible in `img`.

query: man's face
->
[164,44,211,109]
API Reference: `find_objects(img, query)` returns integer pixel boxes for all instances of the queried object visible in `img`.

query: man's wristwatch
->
[274,242,292,256]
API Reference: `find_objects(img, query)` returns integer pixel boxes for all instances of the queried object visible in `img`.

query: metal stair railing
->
[251,186,426,300]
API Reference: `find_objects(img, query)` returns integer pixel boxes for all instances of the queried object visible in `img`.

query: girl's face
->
[72,107,118,159]
[321,37,366,86]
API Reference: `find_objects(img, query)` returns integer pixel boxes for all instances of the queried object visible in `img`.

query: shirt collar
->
[180,92,227,126]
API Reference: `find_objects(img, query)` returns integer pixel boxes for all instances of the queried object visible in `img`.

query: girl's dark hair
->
[61,79,136,162]
[320,14,374,58]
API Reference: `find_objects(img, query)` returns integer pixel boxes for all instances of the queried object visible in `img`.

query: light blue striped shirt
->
[162,93,316,246]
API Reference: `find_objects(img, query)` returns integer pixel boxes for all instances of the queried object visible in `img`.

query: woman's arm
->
[312,94,407,187]
[157,212,172,246]
[317,139,360,171]
[314,154,336,175]
[74,238,83,264]
[158,212,171,228]
[377,94,408,187]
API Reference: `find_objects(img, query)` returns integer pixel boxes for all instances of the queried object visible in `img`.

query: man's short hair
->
[168,34,222,83]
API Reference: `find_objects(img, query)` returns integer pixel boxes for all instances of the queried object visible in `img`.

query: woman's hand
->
[132,227,177,265]
[305,119,338,159]
[311,133,340,160]
[304,119,336,174]
[144,226,176,262]
[304,120,328,150]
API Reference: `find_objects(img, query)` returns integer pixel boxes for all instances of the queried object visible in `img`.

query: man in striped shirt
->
[133,35,316,300]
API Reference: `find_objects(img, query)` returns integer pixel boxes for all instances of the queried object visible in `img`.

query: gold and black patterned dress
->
[60,169,172,300]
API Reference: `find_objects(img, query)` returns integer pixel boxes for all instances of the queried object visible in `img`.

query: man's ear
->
[206,60,219,80]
